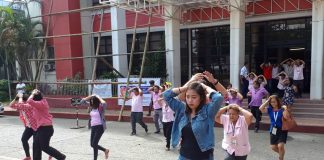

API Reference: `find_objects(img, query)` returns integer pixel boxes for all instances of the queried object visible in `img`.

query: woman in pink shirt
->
[9,94,38,160]
[81,94,109,160]
[215,104,253,160]
[27,89,66,160]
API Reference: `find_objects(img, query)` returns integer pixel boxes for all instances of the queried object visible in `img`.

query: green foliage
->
[0,79,9,101]
[142,52,167,78]
[99,71,119,80]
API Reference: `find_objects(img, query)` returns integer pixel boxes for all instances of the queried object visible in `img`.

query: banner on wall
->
[117,78,160,106]
[88,80,112,98]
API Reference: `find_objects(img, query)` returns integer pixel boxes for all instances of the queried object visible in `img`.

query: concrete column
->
[80,0,94,79]
[164,5,181,87]
[111,3,128,76]
[310,0,324,100]
[230,0,245,89]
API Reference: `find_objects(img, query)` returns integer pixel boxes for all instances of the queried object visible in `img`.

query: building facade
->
[39,0,324,100]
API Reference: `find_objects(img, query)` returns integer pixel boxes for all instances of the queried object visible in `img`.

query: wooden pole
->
[27,50,169,61]
[35,0,53,85]
[90,9,104,94]
[118,10,139,121]
[138,3,153,87]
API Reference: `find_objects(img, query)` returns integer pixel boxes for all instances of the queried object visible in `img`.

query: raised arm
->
[239,107,253,125]
[177,73,204,101]
[259,97,270,113]
[201,83,224,117]
[203,71,227,97]
[260,63,264,68]
[215,106,227,124]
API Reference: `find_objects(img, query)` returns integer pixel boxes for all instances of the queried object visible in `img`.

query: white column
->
[111,6,128,76]
[80,0,93,79]
[310,0,324,100]
[165,5,181,87]
[230,0,245,89]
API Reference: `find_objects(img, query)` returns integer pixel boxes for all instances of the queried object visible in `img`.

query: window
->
[94,36,113,77]
[45,46,55,72]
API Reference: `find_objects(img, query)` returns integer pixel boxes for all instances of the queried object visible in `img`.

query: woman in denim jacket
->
[163,72,226,160]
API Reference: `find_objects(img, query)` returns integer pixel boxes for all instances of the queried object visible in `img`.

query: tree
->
[0,3,43,82]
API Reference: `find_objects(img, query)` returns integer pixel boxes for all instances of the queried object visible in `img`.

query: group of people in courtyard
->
[9,61,300,160]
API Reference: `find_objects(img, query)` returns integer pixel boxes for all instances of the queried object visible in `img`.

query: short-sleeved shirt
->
[272,67,279,79]
[283,64,294,78]
[221,115,250,156]
[261,66,272,80]
[151,92,162,110]
[277,76,288,90]
[293,64,304,80]
[228,96,243,107]
[282,87,294,105]
[90,109,102,126]
[249,87,268,107]
[240,66,248,78]
[16,83,26,94]
[131,93,143,112]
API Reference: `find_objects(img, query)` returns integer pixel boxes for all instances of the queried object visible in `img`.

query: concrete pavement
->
[0,115,323,160]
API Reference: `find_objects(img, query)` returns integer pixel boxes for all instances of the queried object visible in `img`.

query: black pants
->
[293,80,304,98]
[241,78,249,98]
[131,112,147,133]
[91,125,106,160]
[162,121,173,149]
[33,126,65,160]
[147,100,153,115]
[22,127,34,157]
[271,78,279,94]
[251,107,262,129]
[224,151,247,160]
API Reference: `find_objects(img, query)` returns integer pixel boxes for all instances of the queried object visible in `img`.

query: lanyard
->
[230,123,235,136]
[273,112,279,126]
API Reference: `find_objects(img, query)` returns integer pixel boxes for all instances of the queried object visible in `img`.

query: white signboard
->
[88,79,112,98]
[117,78,160,106]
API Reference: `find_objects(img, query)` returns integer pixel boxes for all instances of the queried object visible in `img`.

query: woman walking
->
[259,95,291,160]
[27,89,66,160]
[9,93,37,160]
[81,94,110,160]
[163,72,226,160]
[215,104,253,160]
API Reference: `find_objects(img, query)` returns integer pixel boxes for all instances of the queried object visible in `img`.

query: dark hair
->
[133,88,139,92]
[149,80,155,85]
[198,78,216,90]
[33,92,43,101]
[90,96,100,109]
[244,62,248,65]
[253,81,261,87]
[15,94,29,102]
[185,82,206,115]
[269,95,282,109]
[153,85,160,90]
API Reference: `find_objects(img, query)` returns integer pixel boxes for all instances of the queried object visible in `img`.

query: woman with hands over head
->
[259,95,290,160]
[27,89,66,160]
[81,94,109,160]
[163,72,225,160]
[215,104,253,160]
[9,93,38,160]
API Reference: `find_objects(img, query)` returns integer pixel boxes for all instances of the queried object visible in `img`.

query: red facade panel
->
[41,0,84,80]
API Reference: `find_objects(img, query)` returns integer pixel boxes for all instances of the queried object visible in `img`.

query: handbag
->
[282,113,297,130]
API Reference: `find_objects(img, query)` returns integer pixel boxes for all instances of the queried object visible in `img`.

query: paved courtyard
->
[0,115,323,160]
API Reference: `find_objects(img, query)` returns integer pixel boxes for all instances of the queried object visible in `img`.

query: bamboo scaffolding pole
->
[17,81,140,85]
[35,0,53,86]
[118,10,139,122]
[90,9,105,94]
[27,50,170,61]
[138,3,152,87]
[30,1,176,21]
[33,19,166,39]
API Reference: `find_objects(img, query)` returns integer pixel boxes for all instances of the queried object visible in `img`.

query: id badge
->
[231,138,237,146]
[271,127,277,135]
